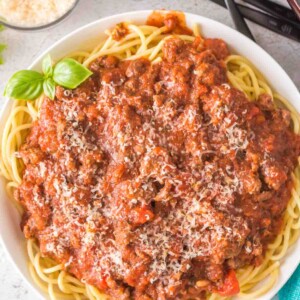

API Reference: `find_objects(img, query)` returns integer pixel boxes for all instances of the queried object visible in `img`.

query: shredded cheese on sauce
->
[16,37,300,299]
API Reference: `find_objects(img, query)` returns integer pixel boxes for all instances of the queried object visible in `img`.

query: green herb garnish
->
[53,58,92,89]
[4,55,93,100]
[0,25,6,64]
[0,44,6,65]
[4,70,44,100]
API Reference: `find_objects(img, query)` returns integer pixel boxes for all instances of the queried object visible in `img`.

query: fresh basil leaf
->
[42,54,53,77]
[53,58,92,89]
[43,78,56,100]
[4,70,44,100]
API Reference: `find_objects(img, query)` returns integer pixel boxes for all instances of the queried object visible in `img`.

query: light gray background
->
[0,0,299,299]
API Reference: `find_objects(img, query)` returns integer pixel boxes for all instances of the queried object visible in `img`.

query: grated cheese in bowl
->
[0,0,77,29]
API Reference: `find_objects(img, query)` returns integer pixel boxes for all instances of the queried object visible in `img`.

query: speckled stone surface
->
[0,0,299,299]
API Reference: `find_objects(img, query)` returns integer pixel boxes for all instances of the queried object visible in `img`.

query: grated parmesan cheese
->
[0,0,76,27]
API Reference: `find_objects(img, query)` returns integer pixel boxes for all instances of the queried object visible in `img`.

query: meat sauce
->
[16,20,300,300]
[147,11,193,35]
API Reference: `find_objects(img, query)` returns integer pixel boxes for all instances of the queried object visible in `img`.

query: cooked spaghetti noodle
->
[1,15,300,300]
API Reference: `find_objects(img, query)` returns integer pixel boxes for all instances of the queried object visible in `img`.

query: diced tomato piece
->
[98,273,108,290]
[132,206,154,225]
[216,270,240,297]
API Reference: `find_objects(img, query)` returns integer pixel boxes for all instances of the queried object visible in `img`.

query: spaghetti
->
[1,13,300,300]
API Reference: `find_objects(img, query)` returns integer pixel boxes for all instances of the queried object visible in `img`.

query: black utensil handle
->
[211,0,226,8]
[244,0,299,24]
[210,0,300,42]
[225,0,256,41]
[239,5,300,42]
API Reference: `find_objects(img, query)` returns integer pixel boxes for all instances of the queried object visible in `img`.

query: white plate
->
[0,10,299,300]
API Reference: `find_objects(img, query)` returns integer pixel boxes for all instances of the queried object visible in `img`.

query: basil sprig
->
[43,78,56,100]
[42,54,53,77]
[4,55,92,100]
[53,58,92,89]
[4,71,44,100]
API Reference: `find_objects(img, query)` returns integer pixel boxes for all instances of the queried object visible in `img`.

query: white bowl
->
[0,10,299,300]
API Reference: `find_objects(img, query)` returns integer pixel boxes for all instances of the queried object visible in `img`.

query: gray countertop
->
[0,0,299,299]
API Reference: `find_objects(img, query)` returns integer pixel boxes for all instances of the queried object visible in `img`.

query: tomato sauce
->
[147,10,193,35]
[17,31,300,300]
